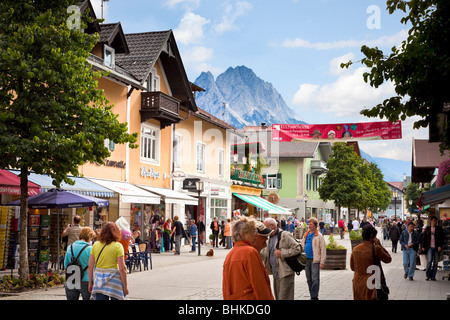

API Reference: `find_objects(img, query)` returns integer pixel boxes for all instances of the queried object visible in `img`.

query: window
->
[267,174,277,189]
[147,68,160,92]
[141,124,160,163]
[173,135,181,168]
[266,173,282,189]
[210,198,228,219]
[104,45,115,68]
[218,149,224,177]
[196,142,206,173]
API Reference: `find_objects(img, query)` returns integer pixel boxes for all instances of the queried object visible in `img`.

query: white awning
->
[87,178,160,204]
[137,185,198,206]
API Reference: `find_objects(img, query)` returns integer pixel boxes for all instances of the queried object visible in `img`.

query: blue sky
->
[93,0,428,162]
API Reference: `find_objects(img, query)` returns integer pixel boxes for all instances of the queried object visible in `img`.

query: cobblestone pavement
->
[1,230,449,300]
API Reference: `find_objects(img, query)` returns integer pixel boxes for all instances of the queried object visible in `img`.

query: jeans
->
[305,259,320,299]
[175,234,182,254]
[191,236,196,251]
[94,293,119,300]
[426,247,439,279]
[65,281,91,300]
[391,240,398,253]
[402,247,416,278]
[320,228,326,235]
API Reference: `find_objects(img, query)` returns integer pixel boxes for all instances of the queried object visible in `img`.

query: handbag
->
[277,231,307,275]
[372,243,389,300]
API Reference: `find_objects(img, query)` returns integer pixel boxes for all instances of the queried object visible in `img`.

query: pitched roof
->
[195,107,235,130]
[98,23,129,54]
[115,30,198,112]
[241,127,319,158]
[412,138,450,182]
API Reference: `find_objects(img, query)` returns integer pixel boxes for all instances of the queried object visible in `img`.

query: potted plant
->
[350,229,363,251]
[324,235,347,269]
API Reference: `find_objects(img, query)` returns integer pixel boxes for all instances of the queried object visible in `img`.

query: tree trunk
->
[19,166,29,281]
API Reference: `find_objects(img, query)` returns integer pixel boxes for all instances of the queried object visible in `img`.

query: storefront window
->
[210,198,228,220]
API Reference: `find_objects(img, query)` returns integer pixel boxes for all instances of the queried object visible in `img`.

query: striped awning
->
[8,170,114,198]
[232,193,291,214]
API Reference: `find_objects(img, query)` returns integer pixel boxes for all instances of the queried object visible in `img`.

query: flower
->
[436,159,450,187]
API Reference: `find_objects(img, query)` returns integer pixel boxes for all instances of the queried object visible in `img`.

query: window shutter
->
[262,174,267,188]
[277,173,282,189]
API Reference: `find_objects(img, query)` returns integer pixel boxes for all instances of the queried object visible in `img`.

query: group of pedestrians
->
[62,216,136,300]
[222,216,326,300]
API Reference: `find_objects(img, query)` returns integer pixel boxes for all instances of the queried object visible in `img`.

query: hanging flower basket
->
[436,159,450,188]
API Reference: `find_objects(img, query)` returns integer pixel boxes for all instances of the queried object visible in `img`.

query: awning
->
[0,169,40,196]
[88,178,160,204]
[419,184,450,207]
[8,170,114,197]
[233,193,292,214]
[137,185,198,206]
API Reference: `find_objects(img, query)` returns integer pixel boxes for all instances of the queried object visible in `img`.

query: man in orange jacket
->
[222,217,274,300]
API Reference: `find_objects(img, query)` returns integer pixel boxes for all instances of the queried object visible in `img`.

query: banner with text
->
[271,121,402,142]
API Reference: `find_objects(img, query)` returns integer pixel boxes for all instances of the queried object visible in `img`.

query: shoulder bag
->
[276,231,307,275]
[372,243,389,300]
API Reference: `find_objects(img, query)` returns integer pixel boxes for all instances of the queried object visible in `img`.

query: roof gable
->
[98,23,129,54]
[115,30,197,112]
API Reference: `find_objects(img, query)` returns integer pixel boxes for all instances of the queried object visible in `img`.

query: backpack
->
[65,243,89,289]
[277,231,307,275]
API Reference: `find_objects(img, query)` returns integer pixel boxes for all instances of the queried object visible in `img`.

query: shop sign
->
[182,178,200,191]
[140,166,161,179]
[171,170,187,182]
[230,167,264,185]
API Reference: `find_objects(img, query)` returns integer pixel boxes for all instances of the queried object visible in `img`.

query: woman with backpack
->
[64,227,96,300]
[88,222,129,300]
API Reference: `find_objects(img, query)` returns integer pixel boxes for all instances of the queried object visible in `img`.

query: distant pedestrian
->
[352,219,360,231]
[301,217,326,300]
[222,216,274,300]
[219,220,225,247]
[62,215,82,246]
[210,217,220,248]
[350,224,391,300]
[189,219,198,252]
[198,218,205,245]
[224,218,232,249]
[64,227,96,300]
[389,222,401,253]
[170,216,183,255]
[338,218,345,239]
[88,222,128,300]
[163,218,172,252]
[261,218,302,300]
[319,219,326,235]
[329,218,335,234]
[399,221,421,280]
[421,216,445,281]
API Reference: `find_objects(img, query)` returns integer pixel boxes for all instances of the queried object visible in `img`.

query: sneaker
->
[404,273,408,279]
[431,278,436,281]
[426,278,430,281]
[409,277,414,281]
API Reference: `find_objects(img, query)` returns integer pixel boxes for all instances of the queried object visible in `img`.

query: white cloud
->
[283,29,408,49]
[292,64,396,118]
[213,1,252,34]
[180,46,223,76]
[173,11,210,46]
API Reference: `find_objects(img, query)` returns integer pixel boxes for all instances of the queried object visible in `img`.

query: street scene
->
[0,0,450,306]
[1,228,448,301]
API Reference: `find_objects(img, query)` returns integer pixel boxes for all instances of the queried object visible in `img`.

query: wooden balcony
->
[140,91,182,128]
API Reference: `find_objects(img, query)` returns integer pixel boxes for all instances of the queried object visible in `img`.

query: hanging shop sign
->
[182,178,200,191]
[230,167,264,185]
[171,170,187,182]
[271,121,402,142]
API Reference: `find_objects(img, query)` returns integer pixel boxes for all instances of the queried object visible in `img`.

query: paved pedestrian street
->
[1,230,449,301]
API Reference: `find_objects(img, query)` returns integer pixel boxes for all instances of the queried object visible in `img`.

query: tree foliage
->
[319,143,390,215]
[0,0,137,280]
[342,0,450,152]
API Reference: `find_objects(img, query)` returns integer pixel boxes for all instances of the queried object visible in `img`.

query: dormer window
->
[104,45,115,68]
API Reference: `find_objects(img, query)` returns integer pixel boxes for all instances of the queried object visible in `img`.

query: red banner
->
[271,121,402,142]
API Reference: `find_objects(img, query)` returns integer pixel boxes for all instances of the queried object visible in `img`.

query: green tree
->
[342,0,450,152]
[318,143,364,216]
[0,0,137,280]
[405,182,422,212]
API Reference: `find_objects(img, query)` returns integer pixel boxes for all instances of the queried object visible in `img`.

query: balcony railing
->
[141,91,180,116]
[311,160,327,175]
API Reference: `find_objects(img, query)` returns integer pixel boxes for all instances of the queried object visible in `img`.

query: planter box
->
[351,240,362,251]
[324,248,347,270]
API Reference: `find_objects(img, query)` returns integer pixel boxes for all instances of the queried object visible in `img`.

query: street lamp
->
[195,180,204,256]
[304,194,308,219]
[409,199,413,217]
[393,190,398,220]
